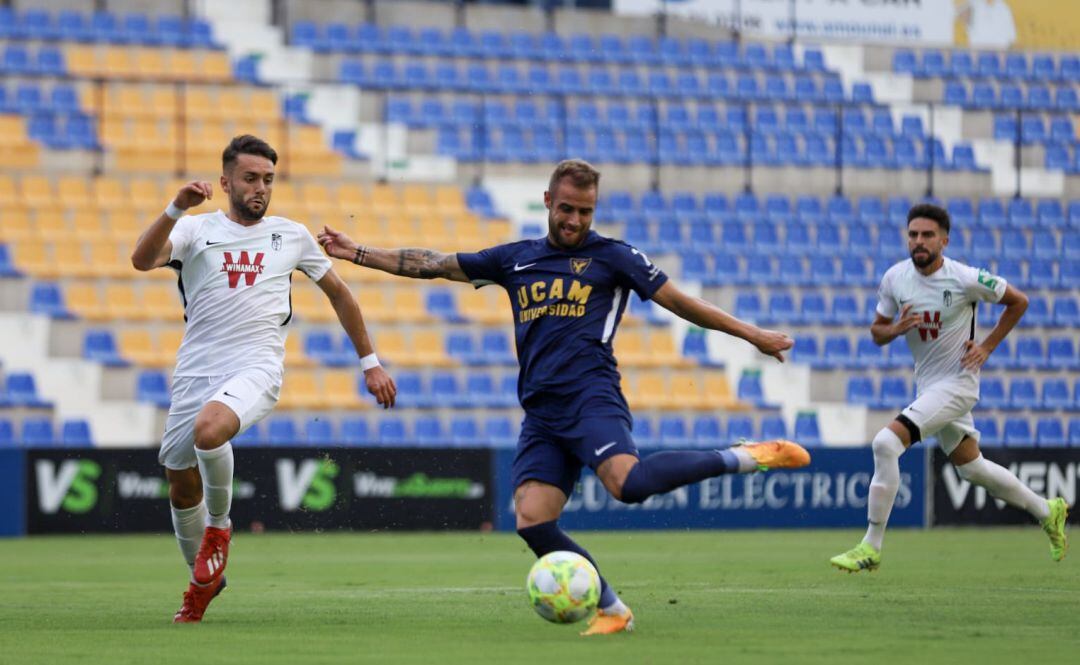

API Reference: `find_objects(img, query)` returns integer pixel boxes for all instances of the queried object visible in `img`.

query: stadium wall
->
[2,445,1076,536]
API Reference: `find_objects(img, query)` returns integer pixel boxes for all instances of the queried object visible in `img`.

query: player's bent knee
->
[193,406,240,450]
[873,427,906,456]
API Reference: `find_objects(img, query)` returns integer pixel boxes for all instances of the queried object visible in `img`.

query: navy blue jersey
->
[457,231,668,422]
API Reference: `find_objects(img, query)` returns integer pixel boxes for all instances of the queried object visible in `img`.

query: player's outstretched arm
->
[131,181,212,271]
[870,304,921,346]
[650,281,792,362]
[318,225,470,283]
[315,269,397,408]
[961,283,1028,370]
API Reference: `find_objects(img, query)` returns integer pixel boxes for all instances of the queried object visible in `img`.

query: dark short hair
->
[222,134,278,172]
[548,159,600,195]
[907,203,951,234]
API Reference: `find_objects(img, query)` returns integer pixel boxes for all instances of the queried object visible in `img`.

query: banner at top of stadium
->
[615,0,1080,50]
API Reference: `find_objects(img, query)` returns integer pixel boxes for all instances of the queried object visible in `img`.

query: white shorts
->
[159,367,281,470]
[899,374,981,455]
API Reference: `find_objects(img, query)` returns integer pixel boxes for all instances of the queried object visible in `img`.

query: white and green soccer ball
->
[526,551,601,624]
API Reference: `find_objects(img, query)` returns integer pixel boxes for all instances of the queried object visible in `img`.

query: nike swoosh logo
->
[223,391,239,399]
[513,262,537,271]
[206,240,225,246]
[594,441,618,456]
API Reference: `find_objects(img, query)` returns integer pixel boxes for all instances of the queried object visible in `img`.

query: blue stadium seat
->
[633,415,657,447]
[658,416,690,447]
[974,416,1001,446]
[1008,377,1039,410]
[341,418,372,446]
[1014,337,1047,370]
[979,375,1008,409]
[854,338,887,368]
[878,376,910,409]
[893,50,916,74]
[829,293,860,326]
[760,416,787,441]
[20,418,55,447]
[1042,378,1071,410]
[450,417,482,447]
[1053,297,1079,327]
[29,282,71,319]
[790,335,819,366]
[232,422,263,446]
[378,418,407,446]
[393,371,430,409]
[484,417,517,448]
[726,416,755,445]
[60,419,92,447]
[734,291,762,321]
[846,376,875,406]
[738,372,777,409]
[798,293,828,325]
[480,330,516,366]
[794,412,822,446]
[1047,337,1078,370]
[0,418,13,447]
[822,335,853,370]
[1069,418,1080,446]
[689,416,722,448]
[267,418,298,446]
[1002,418,1033,447]
[304,418,335,446]
[4,372,50,408]
[431,372,469,409]
[1037,419,1066,446]
[136,370,170,408]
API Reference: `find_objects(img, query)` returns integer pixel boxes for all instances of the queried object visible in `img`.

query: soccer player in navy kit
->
[319,160,810,635]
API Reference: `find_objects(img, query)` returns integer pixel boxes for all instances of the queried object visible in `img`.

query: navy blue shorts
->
[511,415,639,497]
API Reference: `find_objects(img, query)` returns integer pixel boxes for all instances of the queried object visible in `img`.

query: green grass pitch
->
[1,529,1075,664]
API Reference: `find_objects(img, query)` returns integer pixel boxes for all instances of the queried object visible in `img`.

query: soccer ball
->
[526,551,601,624]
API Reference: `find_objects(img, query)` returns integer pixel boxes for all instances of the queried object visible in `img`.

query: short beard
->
[232,193,265,222]
[911,250,935,268]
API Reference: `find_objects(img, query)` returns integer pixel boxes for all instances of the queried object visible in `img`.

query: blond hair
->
[548,159,601,195]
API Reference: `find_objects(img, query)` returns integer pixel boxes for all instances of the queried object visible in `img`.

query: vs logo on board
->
[35,459,102,514]
[276,458,340,511]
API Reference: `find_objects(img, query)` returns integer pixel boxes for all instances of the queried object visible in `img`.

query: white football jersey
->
[877,257,1007,391]
[167,210,332,377]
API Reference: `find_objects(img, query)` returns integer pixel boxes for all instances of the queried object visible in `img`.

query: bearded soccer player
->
[131,135,397,622]
[830,203,1068,573]
[318,159,810,636]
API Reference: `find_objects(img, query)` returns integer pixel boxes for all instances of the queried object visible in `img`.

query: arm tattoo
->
[353,246,369,266]
[398,248,445,279]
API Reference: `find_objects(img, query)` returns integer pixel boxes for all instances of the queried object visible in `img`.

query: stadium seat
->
[726,416,755,445]
[59,419,92,447]
[267,418,299,446]
[1008,378,1039,410]
[658,416,691,447]
[1002,418,1033,447]
[974,417,1001,447]
[794,412,822,446]
[760,415,787,441]
[0,418,13,447]
[135,370,170,408]
[233,423,264,446]
[20,418,55,447]
[4,372,51,408]
[304,419,335,446]
[979,376,1008,410]
[1069,418,1080,446]
[1036,419,1066,446]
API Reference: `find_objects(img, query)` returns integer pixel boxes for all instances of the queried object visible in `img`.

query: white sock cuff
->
[955,454,988,481]
[171,502,205,521]
[195,442,233,461]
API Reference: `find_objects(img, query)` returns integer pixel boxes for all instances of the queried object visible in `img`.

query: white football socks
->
[863,428,905,551]
[601,597,629,615]
[171,501,207,573]
[730,447,760,473]
[956,455,1051,521]
[195,443,234,529]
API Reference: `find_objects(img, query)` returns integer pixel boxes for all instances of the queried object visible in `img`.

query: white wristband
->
[164,201,186,221]
[360,353,380,371]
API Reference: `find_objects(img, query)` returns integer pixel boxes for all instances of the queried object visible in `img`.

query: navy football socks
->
[517,520,619,609]
[619,449,740,504]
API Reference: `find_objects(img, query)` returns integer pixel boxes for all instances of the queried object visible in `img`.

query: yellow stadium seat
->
[369,184,400,216]
[669,370,709,410]
[283,333,317,368]
[486,218,513,244]
[184,87,217,121]
[249,90,279,122]
[105,207,145,241]
[199,51,232,82]
[0,174,20,207]
[168,50,196,79]
[291,285,336,323]
[433,185,466,213]
[402,185,434,216]
[64,283,109,321]
[702,372,747,411]
[0,116,27,148]
[217,90,246,119]
[104,284,145,320]
[129,179,163,210]
[337,184,367,212]
[323,370,367,409]
[65,45,99,76]
[416,216,452,248]
[50,243,87,279]
[353,288,392,323]
[93,177,127,210]
[134,47,168,79]
[614,329,652,367]
[33,211,69,240]
[142,284,183,321]
[119,329,159,365]
[457,287,508,325]
[149,86,178,117]
[11,240,52,275]
[105,85,144,119]
[102,118,131,148]
[393,289,431,323]
[103,47,137,78]
[300,183,337,216]
[0,210,34,242]
[411,329,453,367]
[57,176,92,210]
[20,175,56,211]
[278,369,325,410]
[637,370,677,409]
[650,331,695,368]
[72,211,104,240]
[88,241,134,278]
[386,216,422,246]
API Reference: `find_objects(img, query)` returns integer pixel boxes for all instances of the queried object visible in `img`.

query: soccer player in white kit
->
[830,203,1068,572]
[131,135,397,621]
